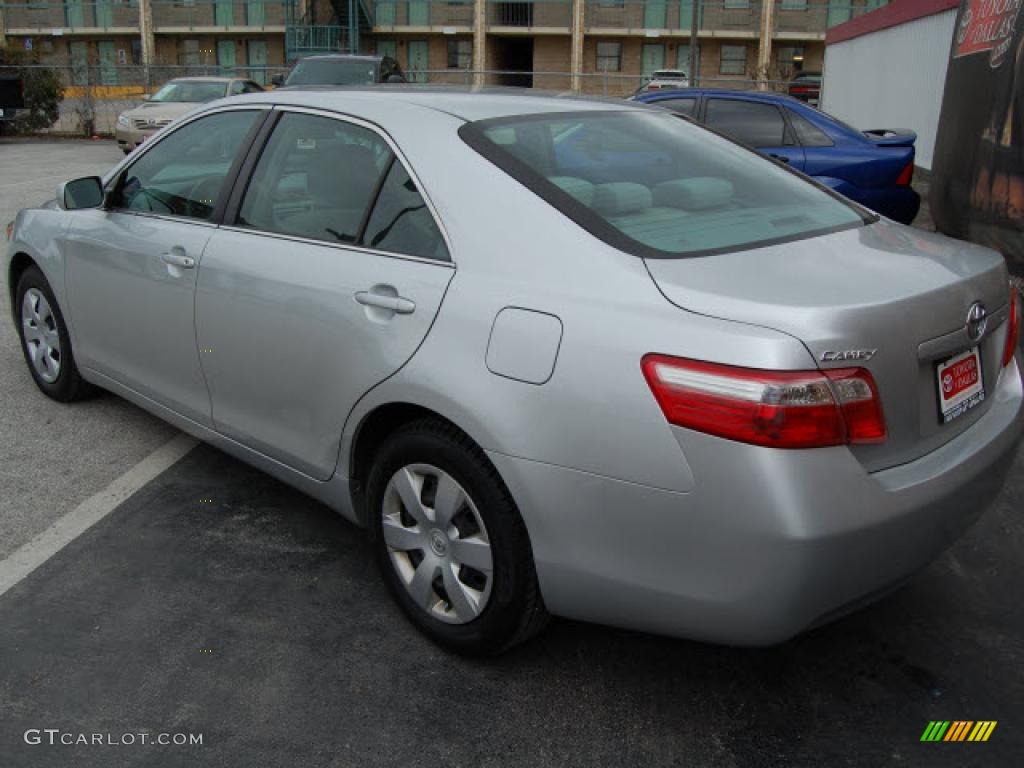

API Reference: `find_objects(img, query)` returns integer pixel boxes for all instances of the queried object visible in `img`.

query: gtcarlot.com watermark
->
[24,729,203,747]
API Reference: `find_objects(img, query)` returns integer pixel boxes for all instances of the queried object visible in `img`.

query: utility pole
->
[571,0,585,92]
[757,0,775,90]
[473,0,486,87]
[687,0,699,87]
[139,0,156,84]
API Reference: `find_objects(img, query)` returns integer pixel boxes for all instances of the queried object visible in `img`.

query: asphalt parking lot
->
[1,139,1023,767]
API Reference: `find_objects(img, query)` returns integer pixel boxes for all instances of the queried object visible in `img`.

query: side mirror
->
[386,74,406,84]
[58,176,105,211]
[271,74,285,87]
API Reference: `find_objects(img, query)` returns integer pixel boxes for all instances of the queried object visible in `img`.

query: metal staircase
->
[285,0,373,62]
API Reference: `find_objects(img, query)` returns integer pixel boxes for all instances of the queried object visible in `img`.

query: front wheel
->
[367,419,547,655]
[15,265,93,401]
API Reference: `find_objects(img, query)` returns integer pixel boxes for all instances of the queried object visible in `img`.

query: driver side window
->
[115,110,259,221]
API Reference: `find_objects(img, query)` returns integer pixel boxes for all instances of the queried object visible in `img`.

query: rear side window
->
[364,162,450,261]
[655,97,697,117]
[238,113,392,244]
[459,110,865,258]
[237,112,448,260]
[788,110,833,147]
[705,99,786,148]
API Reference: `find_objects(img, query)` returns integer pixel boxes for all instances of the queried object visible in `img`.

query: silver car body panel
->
[6,88,1023,644]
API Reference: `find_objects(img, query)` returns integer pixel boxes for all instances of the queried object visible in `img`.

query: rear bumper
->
[850,185,921,224]
[490,356,1023,645]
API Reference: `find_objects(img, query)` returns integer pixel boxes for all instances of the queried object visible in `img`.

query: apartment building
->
[0,0,887,93]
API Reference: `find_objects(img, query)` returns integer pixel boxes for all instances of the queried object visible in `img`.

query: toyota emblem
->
[966,302,988,342]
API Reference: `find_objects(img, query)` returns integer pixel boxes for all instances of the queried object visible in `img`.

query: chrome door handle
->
[160,248,195,269]
[355,291,415,315]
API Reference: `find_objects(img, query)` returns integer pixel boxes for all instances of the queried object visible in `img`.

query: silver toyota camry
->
[6,89,1022,655]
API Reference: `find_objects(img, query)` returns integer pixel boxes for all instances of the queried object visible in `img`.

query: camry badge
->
[821,349,878,362]
[966,302,988,342]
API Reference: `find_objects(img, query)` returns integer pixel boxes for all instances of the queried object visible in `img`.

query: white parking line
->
[0,432,198,599]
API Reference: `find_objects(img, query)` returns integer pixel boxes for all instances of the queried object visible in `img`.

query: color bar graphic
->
[920,721,997,742]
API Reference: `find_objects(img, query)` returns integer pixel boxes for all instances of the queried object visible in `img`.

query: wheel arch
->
[347,401,508,529]
[7,251,38,322]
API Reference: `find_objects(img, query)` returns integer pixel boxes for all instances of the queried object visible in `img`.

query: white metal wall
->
[822,9,957,171]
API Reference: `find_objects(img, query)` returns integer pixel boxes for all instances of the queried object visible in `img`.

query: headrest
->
[591,182,652,216]
[653,177,734,211]
[548,176,595,206]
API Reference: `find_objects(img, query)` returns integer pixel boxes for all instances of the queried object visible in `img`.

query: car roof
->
[296,54,383,62]
[219,85,641,122]
[637,88,803,104]
[166,76,239,84]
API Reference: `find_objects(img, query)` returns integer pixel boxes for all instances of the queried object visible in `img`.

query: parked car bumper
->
[115,124,160,154]
[489,355,1023,645]
[852,185,922,225]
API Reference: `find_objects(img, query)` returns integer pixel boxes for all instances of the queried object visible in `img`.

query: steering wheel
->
[186,176,224,219]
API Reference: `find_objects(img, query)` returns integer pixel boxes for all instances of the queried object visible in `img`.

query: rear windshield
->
[285,58,378,86]
[459,111,867,258]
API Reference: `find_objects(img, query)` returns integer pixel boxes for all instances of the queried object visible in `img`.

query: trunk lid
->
[645,220,1010,471]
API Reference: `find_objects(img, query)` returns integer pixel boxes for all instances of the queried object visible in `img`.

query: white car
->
[636,69,690,93]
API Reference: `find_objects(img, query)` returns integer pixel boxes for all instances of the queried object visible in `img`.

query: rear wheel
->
[367,419,547,655]
[16,265,93,402]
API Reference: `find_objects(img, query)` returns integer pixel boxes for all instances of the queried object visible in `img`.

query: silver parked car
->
[6,89,1023,655]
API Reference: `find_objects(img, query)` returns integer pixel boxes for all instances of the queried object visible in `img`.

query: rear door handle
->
[769,154,791,164]
[160,247,195,269]
[355,291,416,315]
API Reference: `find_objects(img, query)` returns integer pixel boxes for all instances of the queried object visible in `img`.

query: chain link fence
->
[1,62,806,136]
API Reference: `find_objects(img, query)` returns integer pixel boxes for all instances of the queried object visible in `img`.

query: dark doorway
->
[493,37,533,88]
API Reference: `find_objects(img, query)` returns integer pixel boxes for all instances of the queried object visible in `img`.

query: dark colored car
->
[0,74,25,130]
[632,89,921,224]
[788,71,822,105]
[273,54,406,88]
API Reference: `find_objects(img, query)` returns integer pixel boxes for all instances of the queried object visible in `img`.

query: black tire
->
[367,418,548,655]
[15,265,93,402]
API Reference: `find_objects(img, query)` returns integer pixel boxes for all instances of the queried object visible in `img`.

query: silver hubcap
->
[21,288,61,384]
[382,464,493,625]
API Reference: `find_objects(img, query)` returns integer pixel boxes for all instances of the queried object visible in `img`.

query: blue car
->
[631,89,921,224]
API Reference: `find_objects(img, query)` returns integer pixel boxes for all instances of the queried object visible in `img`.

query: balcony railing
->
[370,0,474,29]
[150,0,288,29]
[2,1,141,31]
[584,1,882,35]
[487,0,573,29]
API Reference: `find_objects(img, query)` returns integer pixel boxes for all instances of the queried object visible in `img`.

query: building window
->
[723,0,750,8]
[780,0,807,8]
[181,39,200,67]
[596,41,622,73]
[719,44,747,76]
[447,39,472,69]
[775,45,805,74]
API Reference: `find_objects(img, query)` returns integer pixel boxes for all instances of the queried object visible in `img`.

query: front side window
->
[705,99,787,148]
[115,110,259,220]
[238,113,392,244]
[460,111,865,258]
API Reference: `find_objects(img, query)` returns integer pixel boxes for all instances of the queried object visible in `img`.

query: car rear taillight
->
[1003,287,1020,368]
[895,162,914,186]
[641,355,886,449]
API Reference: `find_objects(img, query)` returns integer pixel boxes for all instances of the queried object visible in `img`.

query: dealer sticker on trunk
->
[937,347,985,424]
